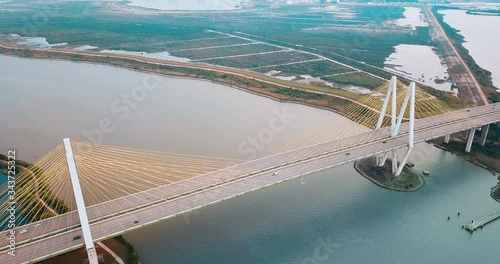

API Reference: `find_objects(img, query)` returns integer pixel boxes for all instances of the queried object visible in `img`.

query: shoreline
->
[431,141,499,174]
[354,157,425,192]
[0,53,351,123]
[432,6,498,104]
[430,136,500,203]
[0,40,363,113]
[433,143,496,173]
[0,38,468,116]
[492,184,500,202]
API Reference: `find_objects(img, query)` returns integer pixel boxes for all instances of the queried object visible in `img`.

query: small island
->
[492,174,500,202]
[354,157,424,192]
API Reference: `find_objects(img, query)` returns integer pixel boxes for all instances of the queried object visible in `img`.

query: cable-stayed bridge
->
[1,78,499,263]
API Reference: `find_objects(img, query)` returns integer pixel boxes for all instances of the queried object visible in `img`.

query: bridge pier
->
[376,76,397,170]
[444,134,450,144]
[465,128,476,153]
[479,124,490,146]
[392,151,398,175]
[394,82,415,177]
[376,78,415,177]
[378,153,388,167]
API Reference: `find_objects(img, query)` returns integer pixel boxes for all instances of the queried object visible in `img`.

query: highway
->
[0,103,499,263]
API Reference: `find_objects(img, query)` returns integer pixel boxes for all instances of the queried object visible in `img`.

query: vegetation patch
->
[166,37,251,51]
[419,84,469,109]
[321,72,386,90]
[203,51,318,69]
[492,183,500,202]
[171,43,282,60]
[354,157,424,192]
[255,59,353,77]
[116,235,141,264]
[466,9,500,16]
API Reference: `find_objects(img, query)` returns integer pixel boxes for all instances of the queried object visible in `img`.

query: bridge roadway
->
[1,103,499,263]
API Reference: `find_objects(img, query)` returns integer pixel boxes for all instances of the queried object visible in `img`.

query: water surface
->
[0,55,361,161]
[1,55,498,264]
[384,44,453,92]
[394,7,428,30]
[439,9,500,89]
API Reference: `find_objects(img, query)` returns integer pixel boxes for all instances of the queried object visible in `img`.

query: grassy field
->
[0,1,439,92]
[254,59,353,77]
[0,1,469,110]
[203,50,318,69]
[171,43,282,60]
[164,36,252,51]
[322,72,386,90]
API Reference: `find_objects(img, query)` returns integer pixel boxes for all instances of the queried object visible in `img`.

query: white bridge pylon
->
[375,76,416,176]
[63,138,99,264]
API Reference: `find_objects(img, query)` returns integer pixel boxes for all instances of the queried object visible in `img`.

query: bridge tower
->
[63,138,99,264]
[375,77,416,176]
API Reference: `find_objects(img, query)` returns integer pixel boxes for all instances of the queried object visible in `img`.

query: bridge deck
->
[0,103,499,263]
[465,210,500,232]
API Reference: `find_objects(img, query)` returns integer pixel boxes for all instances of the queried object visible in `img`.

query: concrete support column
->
[444,134,450,144]
[465,128,476,153]
[390,76,397,137]
[395,148,413,176]
[392,150,398,175]
[376,77,394,130]
[378,153,388,167]
[394,82,415,177]
[479,124,490,146]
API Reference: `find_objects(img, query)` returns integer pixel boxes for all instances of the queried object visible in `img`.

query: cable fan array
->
[0,142,242,228]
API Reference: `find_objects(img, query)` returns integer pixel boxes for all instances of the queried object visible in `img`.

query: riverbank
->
[432,6,499,104]
[430,128,500,203]
[430,131,500,174]
[492,183,500,202]
[0,38,467,115]
[0,40,351,112]
[354,157,424,192]
[433,142,500,174]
